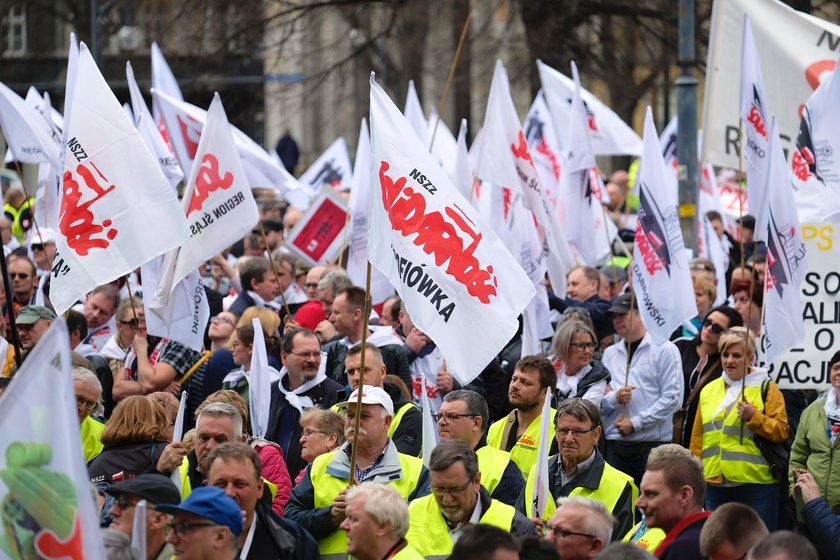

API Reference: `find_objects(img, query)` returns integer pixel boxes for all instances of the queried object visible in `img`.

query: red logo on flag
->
[176,113,202,159]
[791,147,816,182]
[747,105,767,139]
[60,163,118,256]
[34,514,84,560]
[186,154,234,214]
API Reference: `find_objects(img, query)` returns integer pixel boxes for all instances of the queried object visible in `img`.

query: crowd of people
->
[1,178,836,560]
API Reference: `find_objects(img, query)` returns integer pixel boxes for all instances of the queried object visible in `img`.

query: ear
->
[257,478,265,499]
[383,414,393,431]
[679,484,694,506]
[213,526,228,549]
[148,511,168,531]
[280,351,288,366]
[376,521,391,538]
[593,425,602,443]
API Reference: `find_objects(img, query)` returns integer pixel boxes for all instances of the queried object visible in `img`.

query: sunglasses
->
[119,319,140,328]
[702,318,726,334]
[8,273,29,280]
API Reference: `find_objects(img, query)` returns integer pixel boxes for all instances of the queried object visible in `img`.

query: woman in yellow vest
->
[690,327,789,531]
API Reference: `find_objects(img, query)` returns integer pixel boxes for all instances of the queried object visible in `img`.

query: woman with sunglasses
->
[673,305,742,447]
[550,320,610,407]
[690,327,789,531]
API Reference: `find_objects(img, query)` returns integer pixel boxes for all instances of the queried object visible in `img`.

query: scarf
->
[246,290,284,312]
[715,368,767,418]
[275,354,328,414]
[556,364,592,398]
[222,365,281,388]
[824,389,840,444]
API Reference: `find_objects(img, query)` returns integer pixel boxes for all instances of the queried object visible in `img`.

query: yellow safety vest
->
[388,402,415,439]
[80,416,105,464]
[406,494,515,559]
[3,198,34,241]
[392,544,425,559]
[698,379,774,484]
[312,450,425,560]
[176,457,278,501]
[623,521,666,552]
[475,445,518,498]
[523,456,637,520]
[486,408,557,481]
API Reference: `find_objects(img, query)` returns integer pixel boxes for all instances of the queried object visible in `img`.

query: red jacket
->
[253,439,292,517]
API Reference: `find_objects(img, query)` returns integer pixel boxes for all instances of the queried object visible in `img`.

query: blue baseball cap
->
[156,486,243,536]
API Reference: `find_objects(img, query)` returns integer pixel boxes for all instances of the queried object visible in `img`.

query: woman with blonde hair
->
[690,327,789,531]
[550,320,610,407]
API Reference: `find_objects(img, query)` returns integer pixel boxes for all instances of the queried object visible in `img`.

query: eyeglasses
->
[570,342,596,351]
[555,426,596,439]
[702,319,726,334]
[546,526,596,540]
[430,481,473,497]
[119,319,140,328]
[210,316,234,326]
[31,244,46,251]
[76,396,98,412]
[301,428,325,438]
[8,272,29,279]
[167,521,218,538]
[432,412,476,423]
[112,497,137,511]
[289,351,320,359]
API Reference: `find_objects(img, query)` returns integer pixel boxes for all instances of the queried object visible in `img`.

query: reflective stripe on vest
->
[699,379,774,484]
[486,408,557,481]
[388,402,415,438]
[312,450,424,557]
[476,446,517,497]
[524,457,637,520]
[406,494,515,558]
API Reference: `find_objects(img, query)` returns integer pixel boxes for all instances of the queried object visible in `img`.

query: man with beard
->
[265,328,344,479]
[486,355,558,480]
[406,440,535,558]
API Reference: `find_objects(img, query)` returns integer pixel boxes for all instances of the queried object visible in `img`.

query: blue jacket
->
[801,497,840,557]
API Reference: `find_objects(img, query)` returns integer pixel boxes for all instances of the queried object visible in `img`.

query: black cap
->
[104,474,181,506]
[617,228,636,243]
[260,219,283,233]
[608,292,637,314]
[736,215,755,231]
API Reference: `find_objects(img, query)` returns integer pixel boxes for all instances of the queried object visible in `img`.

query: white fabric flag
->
[702,0,840,170]
[59,34,78,169]
[420,376,438,469]
[369,74,535,384]
[153,93,259,313]
[298,136,353,194]
[249,318,272,439]
[170,391,188,493]
[740,15,771,236]
[697,214,728,306]
[428,108,458,177]
[538,59,643,156]
[0,320,106,558]
[524,91,565,214]
[563,62,615,265]
[660,116,679,198]
[761,117,809,365]
[151,41,183,125]
[475,60,575,294]
[404,80,429,146]
[50,43,189,315]
[452,119,474,200]
[0,82,61,168]
[632,107,697,340]
[531,388,552,519]
[25,86,64,131]
[126,62,184,189]
[790,60,840,223]
[131,499,147,559]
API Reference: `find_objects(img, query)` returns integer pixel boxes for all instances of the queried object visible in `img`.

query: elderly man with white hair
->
[74,366,104,463]
[340,482,423,559]
[545,496,614,560]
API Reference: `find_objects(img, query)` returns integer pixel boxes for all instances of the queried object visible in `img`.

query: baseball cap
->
[156,486,243,536]
[608,292,638,314]
[28,228,58,245]
[337,384,394,416]
[16,306,57,325]
[105,474,180,506]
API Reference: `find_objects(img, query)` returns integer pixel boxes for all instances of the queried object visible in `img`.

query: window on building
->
[2,6,27,55]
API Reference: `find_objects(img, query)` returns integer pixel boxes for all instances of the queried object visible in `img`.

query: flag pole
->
[257,220,293,318]
[347,261,373,485]
[739,250,758,443]
[12,161,54,273]
[124,274,140,324]
[622,286,636,419]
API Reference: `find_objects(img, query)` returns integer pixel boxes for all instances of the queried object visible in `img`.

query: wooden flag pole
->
[347,261,373,485]
[257,220,293,319]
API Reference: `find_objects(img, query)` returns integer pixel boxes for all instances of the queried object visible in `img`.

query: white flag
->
[50,43,189,315]
[660,116,679,198]
[697,214,728,307]
[420,376,438,469]
[740,15,771,237]
[131,499,147,559]
[790,59,840,223]
[298,137,353,194]
[475,60,575,293]
[531,388,552,519]
[249,318,272,439]
[632,107,697,340]
[151,41,183,124]
[59,34,78,170]
[524,91,565,214]
[428,109,458,177]
[170,392,188,493]
[404,80,429,146]
[452,119,474,200]
[369,74,535,384]
[25,86,64,131]
[152,93,259,313]
[761,117,809,365]
[538,59,643,156]
[0,320,106,558]
[0,82,61,168]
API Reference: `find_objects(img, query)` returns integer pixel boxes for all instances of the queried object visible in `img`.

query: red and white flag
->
[538,59,643,156]
[740,15,771,235]
[51,43,188,315]
[524,91,565,216]
[298,136,353,194]
[152,93,259,311]
[660,116,679,197]
[0,320,106,559]
[761,117,809,365]
[284,189,349,267]
[151,41,183,122]
[632,107,697,340]
[475,60,575,294]
[791,59,840,223]
[369,74,535,384]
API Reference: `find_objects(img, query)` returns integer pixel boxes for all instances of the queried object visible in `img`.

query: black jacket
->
[674,337,723,447]
[88,441,168,487]
[383,381,422,457]
[243,500,319,560]
[478,487,536,538]
[322,340,412,388]
[548,293,615,342]
[554,359,611,405]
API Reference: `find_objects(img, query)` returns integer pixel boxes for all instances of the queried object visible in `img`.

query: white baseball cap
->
[338,385,394,416]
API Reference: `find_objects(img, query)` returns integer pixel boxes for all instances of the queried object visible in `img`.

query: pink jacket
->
[252,439,292,516]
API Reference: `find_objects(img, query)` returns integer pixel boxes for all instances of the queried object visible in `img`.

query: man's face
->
[556,413,600,469]
[430,461,480,525]
[437,399,479,443]
[276,260,294,291]
[84,292,117,329]
[546,505,601,560]
[340,495,383,557]
[165,511,225,560]
[380,298,397,328]
[636,469,684,533]
[0,219,10,245]
[318,287,335,316]
[31,241,56,271]
[708,539,754,560]
[567,269,598,302]
[739,226,754,245]
[611,310,639,339]
[251,270,279,301]
[345,350,386,390]
[18,318,51,350]
[710,218,724,239]
[74,379,99,423]
[304,267,324,299]
[281,333,321,382]
[8,259,34,302]
[108,493,139,536]
[344,404,390,450]
[508,368,544,411]
[329,293,358,338]
[243,237,265,256]
[753,261,767,289]
[207,457,263,523]
[116,307,145,340]
[195,415,237,465]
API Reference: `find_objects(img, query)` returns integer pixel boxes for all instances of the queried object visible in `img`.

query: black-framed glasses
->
[112,497,137,511]
[289,351,320,359]
[8,272,29,280]
[555,426,596,439]
[570,342,596,351]
[432,412,477,423]
[301,428,325,439]
[210,316,234,326]
[167,521,218,538]
[430,480,473,497]
[702,318,726,334]
[76,396,98,412]
[547,526,596,540]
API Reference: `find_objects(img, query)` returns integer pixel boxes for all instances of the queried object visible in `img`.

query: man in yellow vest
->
[406,440,535,558]
[74,366,104,463]
[545,496,613,560]
[437,390,524,506]
[486,355,558,480]
[519,398,637,541]
[340,482,424,559]
[285,385,429,560]
[345,344,421,456]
